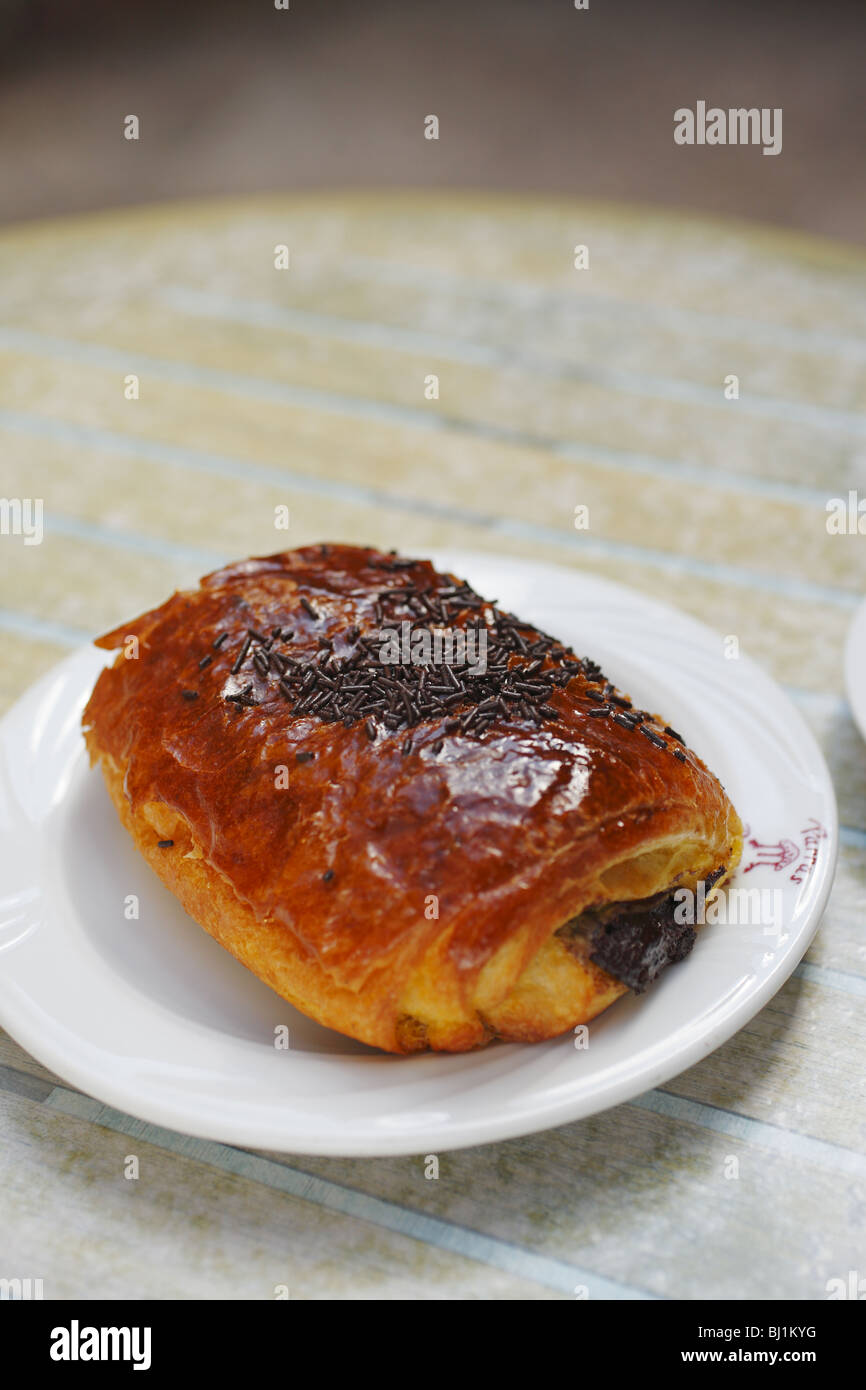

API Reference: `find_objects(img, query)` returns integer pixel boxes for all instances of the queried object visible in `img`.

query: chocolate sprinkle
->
[225,683,256,706]
[231,635,252,674]
[157,839,174,848]
[639,725,666,749]
[205,553,693,765]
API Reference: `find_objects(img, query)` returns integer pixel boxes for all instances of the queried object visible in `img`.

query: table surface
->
[0,192,864,1301]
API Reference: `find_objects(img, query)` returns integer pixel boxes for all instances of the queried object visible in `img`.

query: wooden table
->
[1,193,864,1300]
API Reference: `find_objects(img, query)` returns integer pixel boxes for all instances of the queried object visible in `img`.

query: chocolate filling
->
[558,866,725,994]
[589,899,696,994]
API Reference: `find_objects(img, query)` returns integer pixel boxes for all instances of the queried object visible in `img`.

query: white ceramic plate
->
[0,552,838,1155]
[844,595,866,744]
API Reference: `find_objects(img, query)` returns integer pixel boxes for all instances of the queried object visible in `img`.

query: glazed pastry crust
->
[82,545,743,1053]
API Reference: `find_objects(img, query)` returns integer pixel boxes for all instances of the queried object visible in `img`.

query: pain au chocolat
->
[82,544,743,1054]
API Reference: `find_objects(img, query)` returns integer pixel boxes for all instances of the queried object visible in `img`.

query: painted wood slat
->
[0,1091,558,1301]
[0,363,858,600]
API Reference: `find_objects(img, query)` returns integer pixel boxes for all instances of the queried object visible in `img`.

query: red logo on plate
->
[741,818,828,883]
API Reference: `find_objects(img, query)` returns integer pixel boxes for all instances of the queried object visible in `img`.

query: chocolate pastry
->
[82,545,743,1052]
